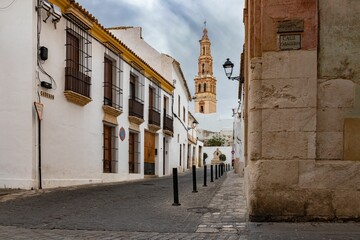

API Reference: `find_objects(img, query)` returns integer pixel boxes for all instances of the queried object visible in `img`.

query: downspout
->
[36,0,42,189]
[38,117,42,189]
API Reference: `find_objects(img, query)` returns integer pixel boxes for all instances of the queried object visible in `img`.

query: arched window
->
[202,63,205,74]
[199,101,204,113]
[203,47,205,55]
[204,83,207,92]
[198,84,201,92]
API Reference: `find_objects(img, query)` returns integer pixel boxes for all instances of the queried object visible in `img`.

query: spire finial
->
[204,19,207,29]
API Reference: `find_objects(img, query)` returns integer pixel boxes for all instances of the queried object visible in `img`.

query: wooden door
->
[129,132,135,173]
[163,137,166,175]
[103,125,112,173]
[144,131,155,175]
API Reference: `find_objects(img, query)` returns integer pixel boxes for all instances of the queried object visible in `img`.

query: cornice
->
[49,0,174,95]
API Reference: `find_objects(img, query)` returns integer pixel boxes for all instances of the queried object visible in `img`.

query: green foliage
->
[206,135,225,146]
[219,154,226,161]
[203,152,208,160]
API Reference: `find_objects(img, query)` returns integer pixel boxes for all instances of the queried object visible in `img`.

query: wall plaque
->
[279,34,301,50]
[278,20,304,33]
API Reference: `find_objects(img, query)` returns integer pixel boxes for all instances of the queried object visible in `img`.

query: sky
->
[77,0,245,119]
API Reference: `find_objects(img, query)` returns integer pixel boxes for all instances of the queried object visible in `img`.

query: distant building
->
[193,26,217,114]
[197,129,233,147]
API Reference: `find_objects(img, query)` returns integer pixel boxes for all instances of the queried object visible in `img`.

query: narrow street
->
[0,168,227,233]
[0,170,360,239]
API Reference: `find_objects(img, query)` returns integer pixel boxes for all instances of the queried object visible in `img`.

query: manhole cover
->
[187,207,220,214]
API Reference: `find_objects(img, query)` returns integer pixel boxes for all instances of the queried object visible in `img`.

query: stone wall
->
[244,0,360,221]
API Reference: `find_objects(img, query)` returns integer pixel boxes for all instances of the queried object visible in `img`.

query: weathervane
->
[204,19,207,28]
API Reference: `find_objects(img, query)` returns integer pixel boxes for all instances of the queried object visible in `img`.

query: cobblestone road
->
[0,170,359,239]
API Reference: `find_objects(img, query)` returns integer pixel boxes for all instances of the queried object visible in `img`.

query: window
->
[149,82,160,112]
[104,54,123,110]
[202,63,205,74]
[65,14,92,98]
[199,102,204,113]
[148,82,161,126]
[163,96,173,132]
[183,107,186,122]
[179,144,182,166]
[204,83,207,92]
[203,46,206,55]
[129,71,144,101]
[129,131,140,173]
[178,95,181,117]
[129,71,144,119]
[103,124,117,173]
[198,84,201,93]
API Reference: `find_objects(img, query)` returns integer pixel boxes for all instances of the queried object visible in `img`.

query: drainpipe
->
[38,117,42,189]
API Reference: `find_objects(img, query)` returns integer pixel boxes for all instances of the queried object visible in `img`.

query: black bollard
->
[192,165,198,193]
[203,165,207,187]
[210,165,214,182]
[215,165,218,180]
[172,168,181,206]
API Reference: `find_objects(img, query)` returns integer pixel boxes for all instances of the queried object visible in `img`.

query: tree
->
[203,152,208,161]
[206,135,225,146]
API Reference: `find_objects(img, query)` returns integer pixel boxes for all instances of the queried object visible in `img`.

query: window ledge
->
[148,124,161,133]
[163,129,174,137]
[103,105,122,117]
[128,116,145,126]
[64,90,92,106]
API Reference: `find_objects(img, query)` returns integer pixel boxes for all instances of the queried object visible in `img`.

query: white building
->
[188,112,204,168]
[0,0,193,189]
[110,27,204,172]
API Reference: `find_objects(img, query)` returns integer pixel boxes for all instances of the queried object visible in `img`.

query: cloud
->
[77,0,244,119]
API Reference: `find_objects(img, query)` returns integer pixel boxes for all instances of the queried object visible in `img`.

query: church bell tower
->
[194,24,217,114]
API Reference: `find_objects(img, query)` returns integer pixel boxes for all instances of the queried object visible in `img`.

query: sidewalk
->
[196,170,247,234]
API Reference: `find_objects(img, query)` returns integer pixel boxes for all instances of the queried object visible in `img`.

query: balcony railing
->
[148,108,161,126]
[129,98,144,119]
[65,67,91,98]
[163,114,173,133]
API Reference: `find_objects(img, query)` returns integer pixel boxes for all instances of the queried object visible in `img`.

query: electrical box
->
[39,46,48,61]
[41,81,52,89]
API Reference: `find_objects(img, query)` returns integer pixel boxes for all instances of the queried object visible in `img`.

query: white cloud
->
[77,0,244,119]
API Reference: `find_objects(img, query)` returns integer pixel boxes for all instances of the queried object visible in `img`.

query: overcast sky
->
[77,0,245,119]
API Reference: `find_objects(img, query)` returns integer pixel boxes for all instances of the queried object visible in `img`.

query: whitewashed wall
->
[0,1,178,189]
[110,28,192,174]
[0,0,37,189]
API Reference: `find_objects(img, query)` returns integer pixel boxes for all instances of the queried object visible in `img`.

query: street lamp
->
[222,58,244,83]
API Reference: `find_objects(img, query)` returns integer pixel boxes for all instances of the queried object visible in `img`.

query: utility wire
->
[0,0,16,9]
